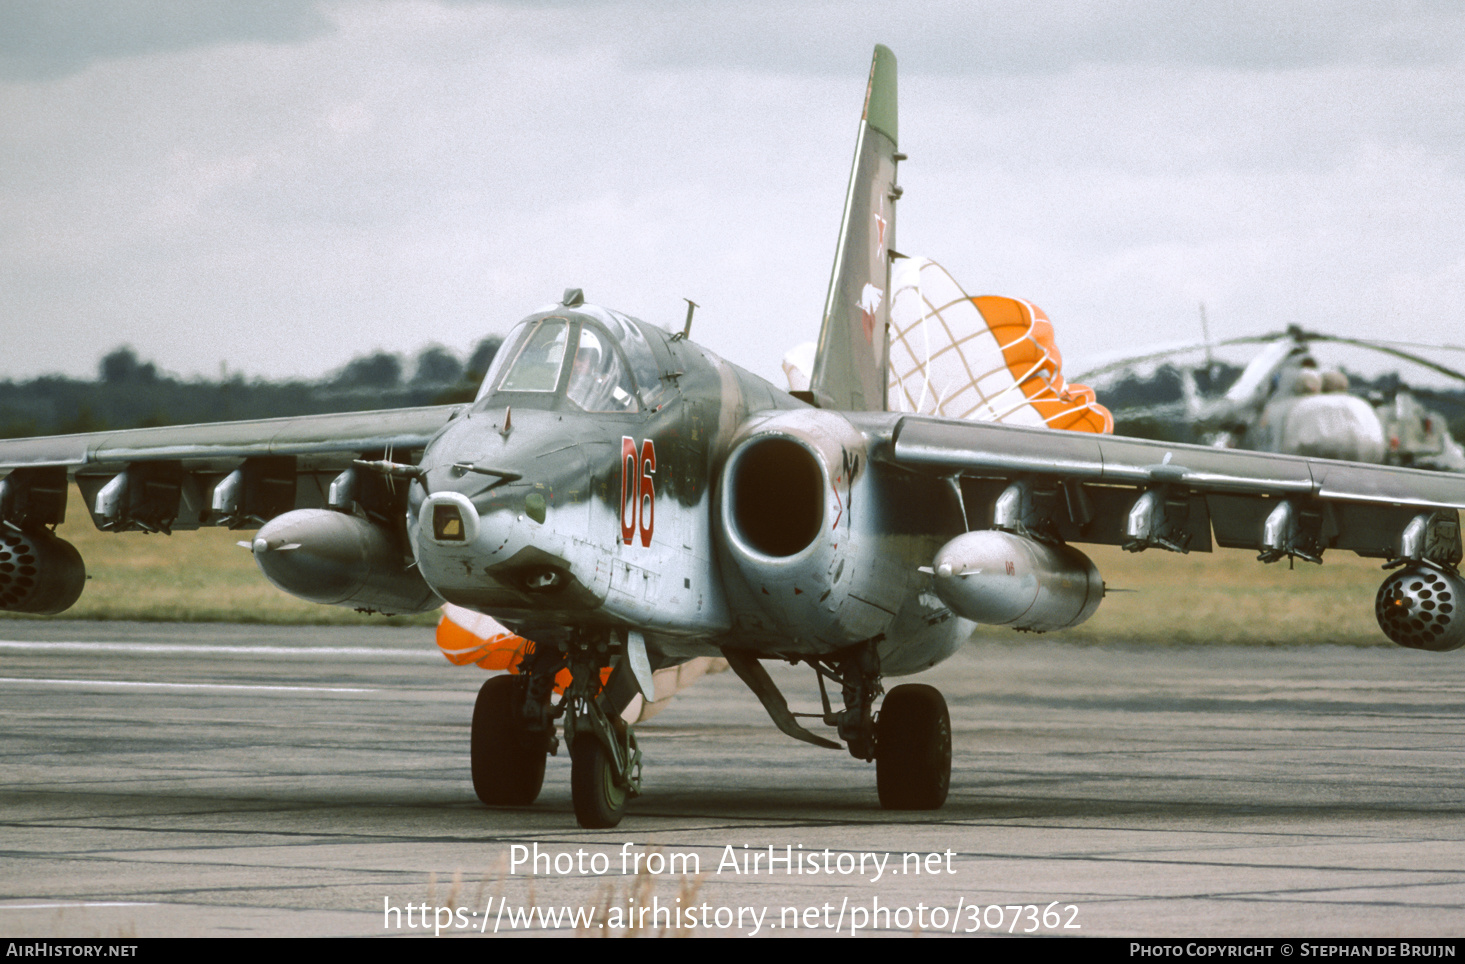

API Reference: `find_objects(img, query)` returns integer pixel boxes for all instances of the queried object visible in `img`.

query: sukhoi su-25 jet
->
[1,47,1463,828]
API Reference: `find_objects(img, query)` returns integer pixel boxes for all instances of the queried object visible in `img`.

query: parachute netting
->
[887,258,1112,433]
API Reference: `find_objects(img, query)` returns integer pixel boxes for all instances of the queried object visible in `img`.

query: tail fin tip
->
[865,44,898,145]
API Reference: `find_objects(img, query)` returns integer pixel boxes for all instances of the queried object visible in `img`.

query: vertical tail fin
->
[809,45,900,412]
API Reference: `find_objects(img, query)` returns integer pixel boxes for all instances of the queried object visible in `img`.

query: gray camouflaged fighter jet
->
[2,47,1464,829]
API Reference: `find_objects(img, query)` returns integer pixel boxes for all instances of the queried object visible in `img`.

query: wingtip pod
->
[810,46,901,413]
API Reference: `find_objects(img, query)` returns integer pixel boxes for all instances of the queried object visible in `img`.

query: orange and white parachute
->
[435,603,725,724]
[886,258,1112,433]
[436,603,551,672]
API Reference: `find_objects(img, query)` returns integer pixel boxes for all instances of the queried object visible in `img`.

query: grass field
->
[0,493,1396,645]
[1070,542,1389,646]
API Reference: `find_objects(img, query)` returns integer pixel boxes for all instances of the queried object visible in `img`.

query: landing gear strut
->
[819,642,882,761]
[467,632,643,827]
[563,637,641,828]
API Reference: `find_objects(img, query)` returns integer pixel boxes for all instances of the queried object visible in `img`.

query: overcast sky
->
[2,0,1463,389]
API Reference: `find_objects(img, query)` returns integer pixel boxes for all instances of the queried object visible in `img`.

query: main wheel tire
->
[471,675,547,806]
[875,684,951,810]
[570,736,628,829]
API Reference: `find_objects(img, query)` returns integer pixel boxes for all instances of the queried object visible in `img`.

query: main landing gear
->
[470,675,550,805]
[831,646,950,811]
[726,640,952,811]
[469,632,641,829]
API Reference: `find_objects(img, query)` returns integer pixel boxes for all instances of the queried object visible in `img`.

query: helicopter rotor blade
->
[1078,329,1465,385]
[1297,334,1465,384]
[1074,334,1281,381]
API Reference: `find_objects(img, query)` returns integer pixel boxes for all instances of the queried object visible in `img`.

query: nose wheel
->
[570,725,638,828]
[560,641,643,828]
[565,693,641,828]
[875,684,951,810]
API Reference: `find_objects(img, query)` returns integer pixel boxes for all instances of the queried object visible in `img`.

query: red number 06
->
[620,437,655,547]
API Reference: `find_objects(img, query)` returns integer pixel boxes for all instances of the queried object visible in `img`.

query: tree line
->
[0,338,501,439]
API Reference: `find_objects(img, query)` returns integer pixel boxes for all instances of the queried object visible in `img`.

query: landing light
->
[434,504,465,541]
[421,492,480,546]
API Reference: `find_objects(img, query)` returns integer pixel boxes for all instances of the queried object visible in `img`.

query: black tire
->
[471,675,547,806]
[875,684,951,810]
[570,735,627,829]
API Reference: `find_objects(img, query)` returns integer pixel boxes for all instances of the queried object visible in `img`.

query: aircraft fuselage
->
[408,305,971,677]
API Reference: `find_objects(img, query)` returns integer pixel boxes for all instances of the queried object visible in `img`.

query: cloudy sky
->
[3,1,1463,389]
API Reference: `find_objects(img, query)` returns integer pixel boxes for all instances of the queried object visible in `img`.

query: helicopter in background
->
[1076,325,1465,472]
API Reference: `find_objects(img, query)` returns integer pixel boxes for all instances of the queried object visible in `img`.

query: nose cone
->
[411,408,601,615]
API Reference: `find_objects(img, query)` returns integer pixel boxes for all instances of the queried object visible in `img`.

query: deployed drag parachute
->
[884,258,1112,433]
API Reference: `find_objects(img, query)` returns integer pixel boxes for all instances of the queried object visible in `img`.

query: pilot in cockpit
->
[479,317,641,413]
[566,325,639,413]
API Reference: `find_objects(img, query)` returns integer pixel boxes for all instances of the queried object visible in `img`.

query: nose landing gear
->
[468,631,642,828]
[563,639,642,828]
[568,714,641,828]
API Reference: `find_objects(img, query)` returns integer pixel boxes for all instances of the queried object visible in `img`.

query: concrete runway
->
[1,620,1463,938]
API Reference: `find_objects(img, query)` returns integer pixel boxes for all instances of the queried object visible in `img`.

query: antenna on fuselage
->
[675,298,699,341]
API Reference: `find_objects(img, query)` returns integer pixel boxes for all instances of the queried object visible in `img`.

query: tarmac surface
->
[1,620,1463,938]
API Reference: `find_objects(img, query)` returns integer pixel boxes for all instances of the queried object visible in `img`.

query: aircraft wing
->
[0,405,461,531]
[874,413,1464,560]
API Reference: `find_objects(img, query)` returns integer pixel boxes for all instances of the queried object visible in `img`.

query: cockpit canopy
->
[474,309,667,414]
